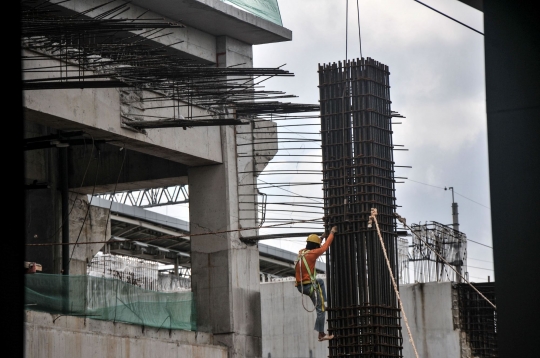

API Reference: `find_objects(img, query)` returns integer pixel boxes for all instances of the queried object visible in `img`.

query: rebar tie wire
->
[368,208,420,358]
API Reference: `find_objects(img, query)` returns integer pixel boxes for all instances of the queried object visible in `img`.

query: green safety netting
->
[25,274,196,331]
[223,0,283,26]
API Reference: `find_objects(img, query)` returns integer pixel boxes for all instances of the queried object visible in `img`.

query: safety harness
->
[295,249,325,312]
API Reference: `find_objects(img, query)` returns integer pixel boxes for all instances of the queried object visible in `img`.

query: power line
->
[468,239,492,249]
[405,178,490,209]
[412,0,484,36]
[454,191,490,209]
[468,265,494,272]
[468,257,493,264]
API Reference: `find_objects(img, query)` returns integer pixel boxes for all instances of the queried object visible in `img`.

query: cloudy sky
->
[249,0,493,282]
[150,0,493,283]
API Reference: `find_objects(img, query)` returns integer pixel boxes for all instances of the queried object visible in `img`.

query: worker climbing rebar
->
[295,226,338,342]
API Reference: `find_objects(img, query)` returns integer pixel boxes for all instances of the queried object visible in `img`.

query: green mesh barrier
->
[223,0,283,26]
[25,274,196,331]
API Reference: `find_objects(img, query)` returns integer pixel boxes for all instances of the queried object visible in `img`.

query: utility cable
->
[405,178,490,209]
[345,0,349,60]
[356,0,362,58]
[69,149,101,265]
[412,0,483,36]
[41,134,95,242]
[258,179,323,204]
[26,218,324,247]
[101,145,128,246]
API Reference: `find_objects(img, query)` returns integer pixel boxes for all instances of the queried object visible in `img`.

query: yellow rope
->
[370,208,420,358]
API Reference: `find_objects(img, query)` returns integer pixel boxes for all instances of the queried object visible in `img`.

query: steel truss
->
[96,185,189,208]
[319,58,403,357]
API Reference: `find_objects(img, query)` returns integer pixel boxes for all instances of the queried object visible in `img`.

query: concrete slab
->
[129,0,292,45]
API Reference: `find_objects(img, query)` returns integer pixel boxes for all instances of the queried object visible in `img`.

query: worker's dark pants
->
[297,278,326,332]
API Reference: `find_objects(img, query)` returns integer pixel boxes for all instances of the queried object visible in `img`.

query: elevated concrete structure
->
[23,0,291,357]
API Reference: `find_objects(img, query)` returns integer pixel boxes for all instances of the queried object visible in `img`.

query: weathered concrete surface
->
[67,193,111,275]
[189,125,263,358]
[260,279,329,358]
[188,36,275,358]
[400,282,466,358]
[68,143,189,194]
[24,310,227,358]
[23,48,223,167]
[25,121,62,273]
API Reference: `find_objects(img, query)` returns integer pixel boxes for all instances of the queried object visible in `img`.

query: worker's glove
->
[331,226,338,234]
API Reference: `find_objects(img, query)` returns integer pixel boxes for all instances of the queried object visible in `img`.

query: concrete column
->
[189,36,262,357]
[25,122,62,274]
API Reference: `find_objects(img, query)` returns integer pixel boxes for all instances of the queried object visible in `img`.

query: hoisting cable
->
[356,0,362,58]
[369,208,420,358]
[395,212,497,310]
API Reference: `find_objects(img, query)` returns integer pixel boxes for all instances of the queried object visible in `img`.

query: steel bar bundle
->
[21,0,318,126]
[456,282,498,357]
[319,58,403,357]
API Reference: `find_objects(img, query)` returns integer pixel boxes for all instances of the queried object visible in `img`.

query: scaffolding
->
[410,221,467,283]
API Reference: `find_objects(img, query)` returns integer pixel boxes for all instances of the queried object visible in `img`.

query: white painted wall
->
[260,278,329,358]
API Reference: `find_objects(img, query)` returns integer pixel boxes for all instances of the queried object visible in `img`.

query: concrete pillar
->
[25,121,62,274]
[189,36,262,357]
[67,193,111,275]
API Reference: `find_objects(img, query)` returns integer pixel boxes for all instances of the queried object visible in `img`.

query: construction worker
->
[295,226,338,341]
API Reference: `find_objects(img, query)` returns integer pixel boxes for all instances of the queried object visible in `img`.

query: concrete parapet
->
[260,279,329,358]
[24,310,226,358]
[400,282,464,358]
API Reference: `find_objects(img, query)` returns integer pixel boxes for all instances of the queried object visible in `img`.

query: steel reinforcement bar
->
[319,58,403,357]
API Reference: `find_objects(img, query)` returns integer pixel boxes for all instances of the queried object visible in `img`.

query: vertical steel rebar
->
[320,58,402,357]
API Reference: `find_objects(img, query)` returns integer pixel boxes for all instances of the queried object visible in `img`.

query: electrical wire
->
[102,145,128,241]
[412,0,484,36]
[69,149,101,265]
[40,134,95,242]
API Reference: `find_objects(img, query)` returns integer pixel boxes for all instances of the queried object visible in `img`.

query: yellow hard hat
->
[306,234,321,245]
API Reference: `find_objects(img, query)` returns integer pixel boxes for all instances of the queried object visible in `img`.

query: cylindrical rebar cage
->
[319,58,403,357]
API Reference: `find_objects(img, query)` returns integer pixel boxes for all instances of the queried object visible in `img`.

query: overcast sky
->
[249,0,493,282]
[151,0,493,283]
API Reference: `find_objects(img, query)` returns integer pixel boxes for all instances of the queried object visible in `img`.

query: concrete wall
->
[400,282,469,358]
[260,279,329,358]
[24,310,227,358]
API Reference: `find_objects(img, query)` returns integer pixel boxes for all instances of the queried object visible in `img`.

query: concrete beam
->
[23,49,223,167]
[68,143,189,194]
